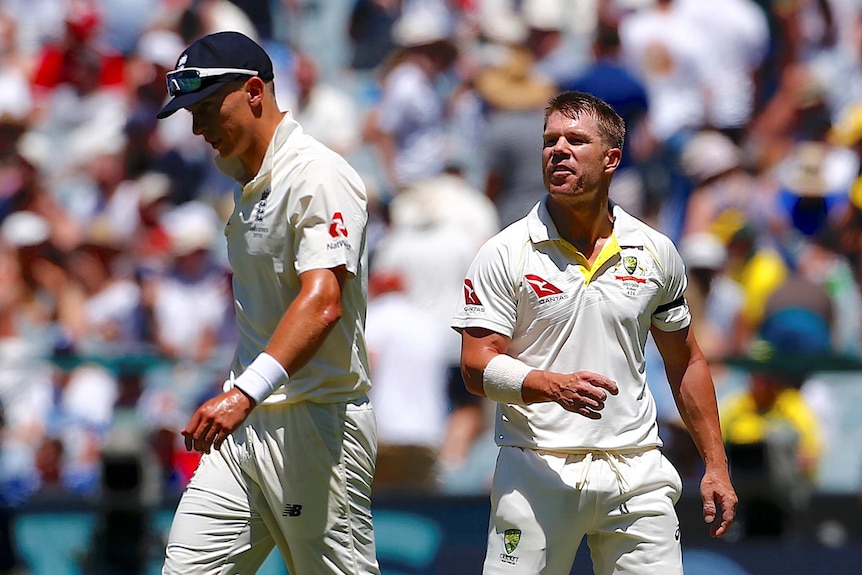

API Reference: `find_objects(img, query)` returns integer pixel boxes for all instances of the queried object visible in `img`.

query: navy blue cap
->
[157,31,274,119]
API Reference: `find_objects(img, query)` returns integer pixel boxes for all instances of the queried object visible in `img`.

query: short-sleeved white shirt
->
[451,200,690,451]
[225,112,371,405]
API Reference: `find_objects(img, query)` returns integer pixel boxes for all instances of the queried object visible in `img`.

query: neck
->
[547,196,614,257]
[239,110,287,180]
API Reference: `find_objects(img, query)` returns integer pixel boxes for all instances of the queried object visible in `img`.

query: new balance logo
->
[464,279,482,305]
[282,504,303,517]
[525,274,563,298]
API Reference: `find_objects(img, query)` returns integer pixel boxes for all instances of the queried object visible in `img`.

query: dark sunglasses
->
[166,67,259,97]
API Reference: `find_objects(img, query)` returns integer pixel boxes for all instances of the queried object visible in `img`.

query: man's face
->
[541,110,617,199]
[186,81,252,160]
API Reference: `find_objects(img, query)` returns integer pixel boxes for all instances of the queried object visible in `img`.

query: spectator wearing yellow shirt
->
[720,305,830,538]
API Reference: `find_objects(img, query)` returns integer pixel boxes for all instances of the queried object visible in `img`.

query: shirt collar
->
[527,197,648,248]
[252,111,301,184]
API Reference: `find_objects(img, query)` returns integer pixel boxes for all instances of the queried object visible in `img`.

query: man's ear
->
[245,77,266,105]
[604,148,622,174]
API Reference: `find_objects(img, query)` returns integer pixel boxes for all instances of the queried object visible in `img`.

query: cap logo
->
[177,54,188,69]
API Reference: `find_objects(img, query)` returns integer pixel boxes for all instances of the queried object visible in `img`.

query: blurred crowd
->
[1,0,862,538]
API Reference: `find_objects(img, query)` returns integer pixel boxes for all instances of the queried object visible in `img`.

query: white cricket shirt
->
[225,112,371,405]
[451,199,691,451]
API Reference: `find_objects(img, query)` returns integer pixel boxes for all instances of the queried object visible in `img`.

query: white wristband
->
[482,354,532,405]
[233,352,289,404]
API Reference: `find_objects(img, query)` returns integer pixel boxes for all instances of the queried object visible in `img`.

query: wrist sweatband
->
[482,354,532,405]
[233,352,289,404]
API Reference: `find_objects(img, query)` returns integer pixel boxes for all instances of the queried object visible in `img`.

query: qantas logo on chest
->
[525,274,563,298]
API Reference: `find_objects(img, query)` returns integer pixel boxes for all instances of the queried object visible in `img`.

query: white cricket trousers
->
[483,446,684,575]
[162,396,380,575]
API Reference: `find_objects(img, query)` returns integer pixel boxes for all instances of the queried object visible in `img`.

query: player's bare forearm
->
[459,327,618,416]
[459,327,510,397]
[652,326,737,536]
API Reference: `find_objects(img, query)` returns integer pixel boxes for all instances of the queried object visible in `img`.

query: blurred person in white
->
[363,6,458,193]
[142,200,232,364]
[372,169,500,492]
[365,266,450,493]
[618,0,710,149]
[0,13,33,127]
[675,0,769,145]
[287,52,362,158]
[805,4,862,126]
[519,0,593,87]
[618,0,711,236]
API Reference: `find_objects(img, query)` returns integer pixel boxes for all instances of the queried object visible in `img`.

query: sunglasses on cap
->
[166,67,259,97]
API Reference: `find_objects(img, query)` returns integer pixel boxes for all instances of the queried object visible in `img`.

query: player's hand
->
[182,387,256,453]
[700,468,737,537]
[525,370,618,418]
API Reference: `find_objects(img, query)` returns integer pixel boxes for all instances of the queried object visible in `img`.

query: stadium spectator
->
[141,200,229,363]
[676,0,770,145]
[618,0,712,238]
[366,267,450,493]
[287,52,362,158]
[363,6,458,194]
[476,41,555,227]
[720,301,830,537]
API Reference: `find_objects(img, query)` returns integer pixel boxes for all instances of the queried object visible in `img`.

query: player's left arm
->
[651,325,738,538]
[183,266,348,453]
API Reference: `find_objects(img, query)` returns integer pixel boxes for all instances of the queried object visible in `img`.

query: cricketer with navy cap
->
[157,31,381,575]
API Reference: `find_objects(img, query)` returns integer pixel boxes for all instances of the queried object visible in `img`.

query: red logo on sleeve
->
[525,274,562,298]
[329,212,348,238]
[464,279,482,305]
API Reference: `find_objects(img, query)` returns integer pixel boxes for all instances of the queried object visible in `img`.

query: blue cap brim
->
[156,82,225,119]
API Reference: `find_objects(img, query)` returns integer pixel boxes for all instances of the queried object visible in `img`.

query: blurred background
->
[1,0,862,573]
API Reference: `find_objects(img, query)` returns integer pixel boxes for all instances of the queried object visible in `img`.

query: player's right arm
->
[459,326,618,418]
